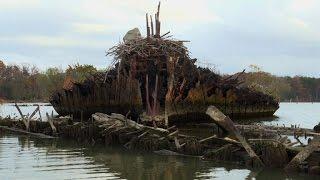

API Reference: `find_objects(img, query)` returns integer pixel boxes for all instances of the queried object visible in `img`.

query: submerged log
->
[206,106,264,168]
[202,144,235,161]
[0,125,56,139]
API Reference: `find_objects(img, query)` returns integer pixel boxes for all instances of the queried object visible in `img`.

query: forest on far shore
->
[0,60,319,102]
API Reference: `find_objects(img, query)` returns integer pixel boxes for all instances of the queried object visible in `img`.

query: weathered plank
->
[206,105,264,168]
[0,125,56,139]
[285,136,320,172]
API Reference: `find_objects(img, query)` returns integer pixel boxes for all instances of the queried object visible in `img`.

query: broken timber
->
[0,125,56,139]
[206,105,265,168]
[285,136,320,172]
[1,108,320,175]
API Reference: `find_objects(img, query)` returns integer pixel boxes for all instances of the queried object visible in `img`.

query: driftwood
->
[154,149,201,158]
[206,105,264,168]
[15,103,40,131]
[0,125,56,139]
[37,104,42,121]
[46,111,57,134]
[174,137,181,149]
[236,124,320,137]
[199,135,217,143]
[14,103,57,134]
[93,113,169,134]
[154,149,183,156]
[203,144,234,161]
[285,136,320,172]
[199,135,241,145]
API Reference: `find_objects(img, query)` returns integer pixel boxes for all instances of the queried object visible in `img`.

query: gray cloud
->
[0,0,319,77]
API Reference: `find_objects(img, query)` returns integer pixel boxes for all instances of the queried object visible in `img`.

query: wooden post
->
[37,104,42,121]
[29,105,39,120]
[156,2,161,36]
[145,75,152,115]
[15,103,24,118]
[174,137,181,150]
[150,15,154,36]
[206,106,265,168]
[165,56,176,127]
[46,111,57,134]
[81,110,84,123]
[15,103,31,131]
[146,13,150,38]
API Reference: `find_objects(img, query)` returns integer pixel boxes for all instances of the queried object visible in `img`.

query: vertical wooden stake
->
[46,112,57,134]
[150,15,154,36]
[81,110,84,123]
[146,13,150,38]
[37,104,42,121]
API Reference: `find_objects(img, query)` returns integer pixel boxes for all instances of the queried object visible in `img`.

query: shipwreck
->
[1,3,319,176]
[49,3,279,126]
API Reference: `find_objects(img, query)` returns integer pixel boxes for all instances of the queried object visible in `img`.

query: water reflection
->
[1,103,320,179]
[0,133,318,180]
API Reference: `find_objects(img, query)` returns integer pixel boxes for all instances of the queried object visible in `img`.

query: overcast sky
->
[0,0,319,77]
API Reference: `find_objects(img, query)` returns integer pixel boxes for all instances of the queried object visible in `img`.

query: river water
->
[0,103,319,180]
[0,103,57,121]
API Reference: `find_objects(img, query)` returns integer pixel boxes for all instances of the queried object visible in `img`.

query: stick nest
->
[106,37,190,60]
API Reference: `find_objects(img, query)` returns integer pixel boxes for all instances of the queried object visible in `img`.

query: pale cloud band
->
[0,0,319,77]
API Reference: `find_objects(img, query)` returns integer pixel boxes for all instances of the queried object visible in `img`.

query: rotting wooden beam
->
[29,105,39,120]
[14,103,24,118]
[0,125,56,139]
[93,113,169,134]
[199,135,217,143]
[236,124,319,137]
[46,111,57,134]
[37,104,42,121]
[168,129,179,137]
[146,13,150,38]
[15,103,31,131]
[284,136,320,172]
[138,130,150,139]
[150,15,154,36]
[167,125,176,131]
[206,105,265,168]
[174,136,181,149]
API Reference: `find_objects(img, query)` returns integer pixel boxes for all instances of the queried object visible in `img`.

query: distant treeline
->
[241,65,320,102]
[0,60,97,102]
[0,61,319,102]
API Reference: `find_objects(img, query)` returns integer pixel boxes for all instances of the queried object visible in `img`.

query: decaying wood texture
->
[206,105,265,168]
[37,104,42,121]
[0,125,56,139]
[236,124,320,137]
[46,111,57,134]
[50,2,279,124]
[15,103,40,131]
[92,113,169,134]
[285,136,320,172]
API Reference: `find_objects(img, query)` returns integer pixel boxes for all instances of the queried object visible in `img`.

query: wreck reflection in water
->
[0,133,318,180]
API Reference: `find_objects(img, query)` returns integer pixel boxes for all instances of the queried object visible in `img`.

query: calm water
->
[264,102,320,129]
[0,103,319,180]
[0,103,58,121]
